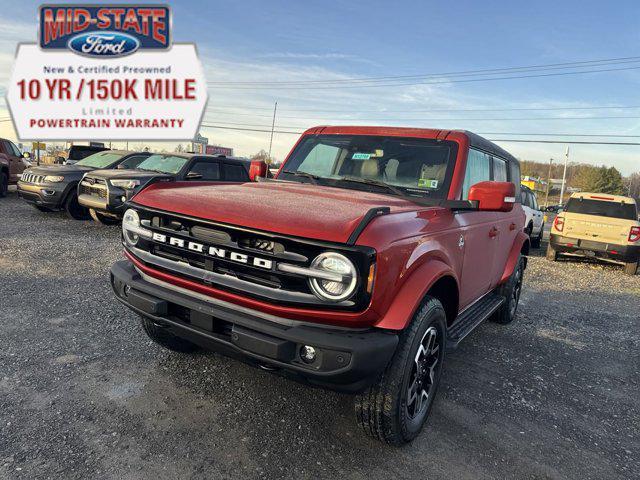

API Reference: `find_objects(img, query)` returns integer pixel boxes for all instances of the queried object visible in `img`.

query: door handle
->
[489,226,499,238]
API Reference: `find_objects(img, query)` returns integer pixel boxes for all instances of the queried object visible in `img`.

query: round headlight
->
[122,208,140,246]
[309,252,357,302]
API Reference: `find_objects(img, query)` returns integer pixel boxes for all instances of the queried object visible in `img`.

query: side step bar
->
[446,293,505,350]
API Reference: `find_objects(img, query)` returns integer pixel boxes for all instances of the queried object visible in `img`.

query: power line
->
[205,104,640,116]
[201,116,640,131]
[207,65,640,90]
[206,55,640,85]
[199,123,640,145]
[476,132,640,138]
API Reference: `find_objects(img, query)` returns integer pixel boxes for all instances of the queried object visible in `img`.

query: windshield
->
[136,154,188,174]
[279,135,456,198]
[75,151,125,168]
[565,198,637,220]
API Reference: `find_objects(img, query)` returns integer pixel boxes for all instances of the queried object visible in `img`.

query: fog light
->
[300,345,316,363]
[121,196,126,202]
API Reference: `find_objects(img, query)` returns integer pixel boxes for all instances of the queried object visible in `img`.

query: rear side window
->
[493,157,508,182]
[189,161,220,180]
[462,149,491,199]
[119,155,148,169]
[7,141,21,157]
[565,198,637,220]
[510,160,521,199]
[224,163,248,181]
[520,190,529,206]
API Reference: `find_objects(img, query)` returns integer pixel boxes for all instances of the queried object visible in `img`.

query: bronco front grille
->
[129,208,375,310]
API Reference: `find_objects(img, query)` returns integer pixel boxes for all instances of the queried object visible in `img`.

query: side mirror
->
[23,152,31,159]
[185,171,203,180]
[249,160,268,182]
[468,181,516,212]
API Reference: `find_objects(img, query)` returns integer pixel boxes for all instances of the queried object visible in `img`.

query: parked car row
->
[15,149,260,224]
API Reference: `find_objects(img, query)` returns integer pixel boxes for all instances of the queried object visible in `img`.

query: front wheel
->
[624,261,638,276]
[546,244,558,261]
[64,192,90,220]
[354,297,446,446]
[0,172,7,197]
[492,254,525,325]
[140,317,199,353]
[89,208,120,226]
[531,225,543,248]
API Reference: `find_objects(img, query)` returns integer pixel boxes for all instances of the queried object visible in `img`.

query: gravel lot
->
[1,191,638,480]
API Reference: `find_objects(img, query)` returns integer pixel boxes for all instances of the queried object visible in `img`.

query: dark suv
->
[18,150,150,219]
[0,138,30,196]
[79,153,252,225]
[63,145,109,164]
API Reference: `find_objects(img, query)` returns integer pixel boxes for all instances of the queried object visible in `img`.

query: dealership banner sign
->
[6,4,207,140]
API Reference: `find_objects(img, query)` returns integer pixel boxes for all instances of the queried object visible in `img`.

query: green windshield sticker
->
[352,153,371,160]
[418,179,439,188]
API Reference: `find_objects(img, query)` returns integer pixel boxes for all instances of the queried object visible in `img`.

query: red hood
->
[132,181,426,243]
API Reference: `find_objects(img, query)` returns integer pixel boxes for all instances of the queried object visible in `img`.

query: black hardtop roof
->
[458,130,519,164]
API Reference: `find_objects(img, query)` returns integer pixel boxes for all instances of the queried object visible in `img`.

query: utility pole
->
[267,101,277,163]
[544,158,553,207]
[559,146,569,205]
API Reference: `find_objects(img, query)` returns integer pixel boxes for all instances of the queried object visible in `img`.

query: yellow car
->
[547,192,639,275]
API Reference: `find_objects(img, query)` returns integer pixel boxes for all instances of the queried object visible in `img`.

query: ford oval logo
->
[67,31,140,58]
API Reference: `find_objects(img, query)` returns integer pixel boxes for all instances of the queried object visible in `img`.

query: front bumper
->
[110,260,398,392]
[17,181,66,208]
[550,234,640,263]
[78,189,128,218]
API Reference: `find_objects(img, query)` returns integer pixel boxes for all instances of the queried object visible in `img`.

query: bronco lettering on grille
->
[151,232,274,270]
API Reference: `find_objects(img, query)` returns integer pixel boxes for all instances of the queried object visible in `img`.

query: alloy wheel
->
[509,264,523,318]
[406,326,440,419]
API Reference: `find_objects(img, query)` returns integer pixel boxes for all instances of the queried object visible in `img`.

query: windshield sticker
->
[352,153,372,160]
[418,179,439,188]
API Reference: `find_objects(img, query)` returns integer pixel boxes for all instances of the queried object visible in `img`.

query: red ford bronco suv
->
[110,126,528,445]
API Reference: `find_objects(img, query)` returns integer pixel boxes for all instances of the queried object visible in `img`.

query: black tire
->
[546,244,558,261]
[624,261,638,276]
[492,254,525,325]
[89,208,120,226]
[140,317,199,353]
[525,223,533,238]
[64,192,90,220]
[0,172,7,198]
[354,297,446,446]
[32,205,54,213]
[531,225,543,249]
